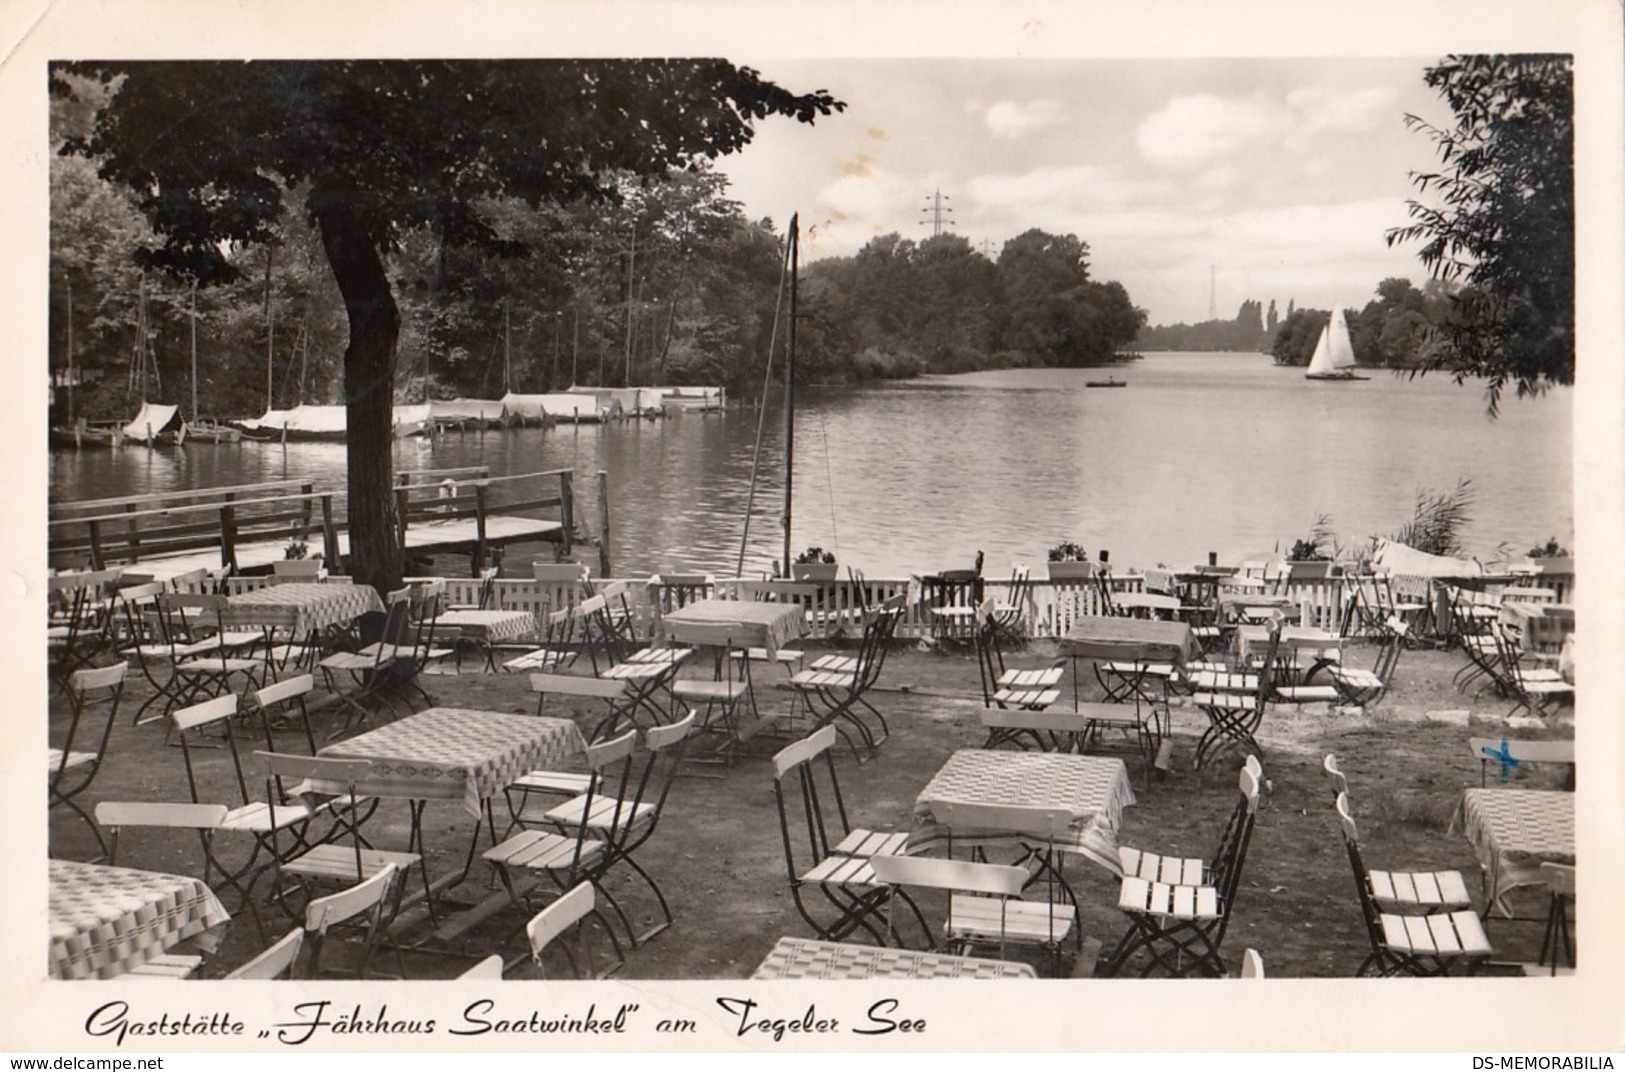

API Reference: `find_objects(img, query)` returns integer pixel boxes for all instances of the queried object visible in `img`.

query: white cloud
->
[983,98,1066,139]
[1287,86,1402,136]
[1136,94,1282,166]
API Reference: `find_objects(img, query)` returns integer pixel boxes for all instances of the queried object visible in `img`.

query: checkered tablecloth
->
[1060,617,1198,665]
[1498,602,1576,653]
[224,582,385,636]
[49,859,231,980]
[751,936,1036,979]
[1451,788,1575,915]
[438,609,539,644]
[910,749,1137,875]
[319,708,585,817]
[659,598,807,656]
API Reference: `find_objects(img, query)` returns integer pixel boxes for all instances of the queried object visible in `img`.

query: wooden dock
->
[48,467,584,581]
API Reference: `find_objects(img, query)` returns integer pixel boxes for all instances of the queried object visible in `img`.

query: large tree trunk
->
[317,204,402,597]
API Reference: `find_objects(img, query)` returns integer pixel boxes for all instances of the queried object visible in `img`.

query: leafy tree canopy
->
[1386,54,1573,415]
[52,60,842,595]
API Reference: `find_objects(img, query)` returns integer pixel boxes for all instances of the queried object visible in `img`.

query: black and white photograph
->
[5,0,1621,1056]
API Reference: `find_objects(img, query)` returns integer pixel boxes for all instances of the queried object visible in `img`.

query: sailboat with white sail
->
[1304,305,1369,381]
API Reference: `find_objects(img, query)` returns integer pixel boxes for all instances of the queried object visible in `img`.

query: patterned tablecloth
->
[910,749,1137,875]
[438,609,539,644]
[1498,602,1576,653]
[1059,617,1198,665]
[751,936,1036,980]
[319,708,585,818]
[49,859,231,980]
[223,582,385,636]
[1451,788,1575,916]
[658,598,807,657]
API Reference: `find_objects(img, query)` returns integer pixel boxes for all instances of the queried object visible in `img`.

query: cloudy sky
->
[715,57,1453,326]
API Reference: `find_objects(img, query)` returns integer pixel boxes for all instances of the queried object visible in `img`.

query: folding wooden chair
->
[49,661,128,860]
[1322,755,1473,915]
[303,863,404,979]
[1192,622,1279,770]
[770,726,926,946]
[788,598,903,761]
[1334,793,1491,976]
[1100,761,1261,977]
[973,598,1063,713]
[225,928,305,979]
[484,730,635,970]
[542,713,696,947]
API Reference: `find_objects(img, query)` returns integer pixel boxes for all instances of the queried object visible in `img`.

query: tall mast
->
[263,244,275,411]
[189,280,199,422]
[503,298,513,393]
[65,281,75,424]
[782,214,798,578]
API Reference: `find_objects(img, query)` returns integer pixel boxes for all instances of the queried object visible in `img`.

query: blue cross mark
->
[1481,737,1522,782]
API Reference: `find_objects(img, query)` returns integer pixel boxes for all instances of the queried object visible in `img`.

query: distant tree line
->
[1137,298,1278,352]
[1270,277,1456,369]
[796,229,1147,381]
[50,73,1146,424]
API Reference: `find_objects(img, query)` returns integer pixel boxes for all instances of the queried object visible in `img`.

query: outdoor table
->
[224,581,385,669]
[1498,602,1575,655]
[1234,623,1342,683]
[318,707,586,889]
[1451,788,1574,918]
[750,936,1036,979]
[658,597,806,657]
[49,858,231,980]
[437,608,539,671]
[1218,592,1297,621]
[909,749,1137,876]
[1059,616,1198,710]
[1109,591,1183,618]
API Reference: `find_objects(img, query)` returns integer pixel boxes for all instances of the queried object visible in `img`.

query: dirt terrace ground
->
[45,629,1576,981]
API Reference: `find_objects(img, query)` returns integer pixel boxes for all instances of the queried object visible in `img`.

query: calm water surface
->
[50,353,1573,577]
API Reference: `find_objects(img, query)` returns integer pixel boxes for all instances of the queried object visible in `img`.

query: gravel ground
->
[45,631,1577,981]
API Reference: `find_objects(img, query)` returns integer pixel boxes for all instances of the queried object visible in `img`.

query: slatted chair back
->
[972,598,1007,705]
[975,705,1088,752]
[258,751,376,882]
[225,928,305,980]
[1094,564,1118,616]
[1205,764,1262,950]
[54,661,128,785]
[603,713,697,860]
[1322,753,1349,802]
[650,573,714,616]
[95,800,228,866]
[525,881,599,979]
[170,692,254,806]
[771,726,851,883]
[852,599,905,692]
[868,854,1029,960]
[303,862,399,979]
[169,568,215,595]
[1334,792,1388,954]
[246,673,318,754]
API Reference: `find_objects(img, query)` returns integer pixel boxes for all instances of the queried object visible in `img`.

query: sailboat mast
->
[189,281,199,422]
[263,244,275,411]
[65,281,75,424]
[782,214,798,578]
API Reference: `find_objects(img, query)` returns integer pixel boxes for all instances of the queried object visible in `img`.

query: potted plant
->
[791,545,839,583]
[1285,514,1337,580]
[1045,540,1095,583]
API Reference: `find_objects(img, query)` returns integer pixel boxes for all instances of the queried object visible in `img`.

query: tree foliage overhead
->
[1386,54,1574,414]
[52,60,842,595]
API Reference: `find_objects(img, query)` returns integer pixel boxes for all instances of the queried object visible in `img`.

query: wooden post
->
[394,486,411,559]
[220,504,239,573]
[473,482,488,575]
[557,470,574,556]
[319,494,339,568]
[596,470,612,579]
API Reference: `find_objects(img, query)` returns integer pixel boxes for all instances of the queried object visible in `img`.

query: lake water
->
[49,353,1573,578]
